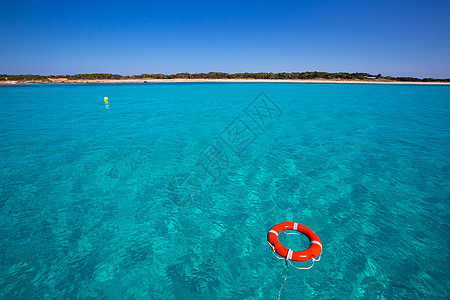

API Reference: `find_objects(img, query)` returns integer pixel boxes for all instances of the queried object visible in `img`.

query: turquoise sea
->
[0,83,449,299]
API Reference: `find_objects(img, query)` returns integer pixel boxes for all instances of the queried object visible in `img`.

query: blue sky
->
[1,0,449,78]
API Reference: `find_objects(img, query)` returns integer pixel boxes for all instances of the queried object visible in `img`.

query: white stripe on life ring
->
[287,249,293,260]
[311,240,322,249]
[293,223,298,231]
[269,230,278,236]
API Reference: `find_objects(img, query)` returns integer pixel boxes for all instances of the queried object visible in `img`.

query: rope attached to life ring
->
[267,224,323,299]
[267,239,323,270]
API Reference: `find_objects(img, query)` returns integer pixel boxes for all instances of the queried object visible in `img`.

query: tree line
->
[1,72,449,82]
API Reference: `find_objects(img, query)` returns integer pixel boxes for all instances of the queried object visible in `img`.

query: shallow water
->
[0,83,449,299]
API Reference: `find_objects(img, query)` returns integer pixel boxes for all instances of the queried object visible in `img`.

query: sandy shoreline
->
[1,78,449,85]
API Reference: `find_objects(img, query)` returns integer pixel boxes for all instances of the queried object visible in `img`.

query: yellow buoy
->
[104,97,108,102]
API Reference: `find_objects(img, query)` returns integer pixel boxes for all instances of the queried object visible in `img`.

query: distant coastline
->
[1,79,449,85]
[1,72,449,85]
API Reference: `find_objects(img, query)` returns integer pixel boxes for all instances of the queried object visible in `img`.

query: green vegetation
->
[0,74,49,81]
[64,73,125,80]
[1,72,449,83]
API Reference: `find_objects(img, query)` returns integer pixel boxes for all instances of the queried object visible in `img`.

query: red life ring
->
[267,222,322,262]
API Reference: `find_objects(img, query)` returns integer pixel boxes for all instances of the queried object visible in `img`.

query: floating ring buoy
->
[267,222,322,262]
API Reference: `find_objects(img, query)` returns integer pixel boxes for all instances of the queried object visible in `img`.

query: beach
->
[1,78,449,85]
